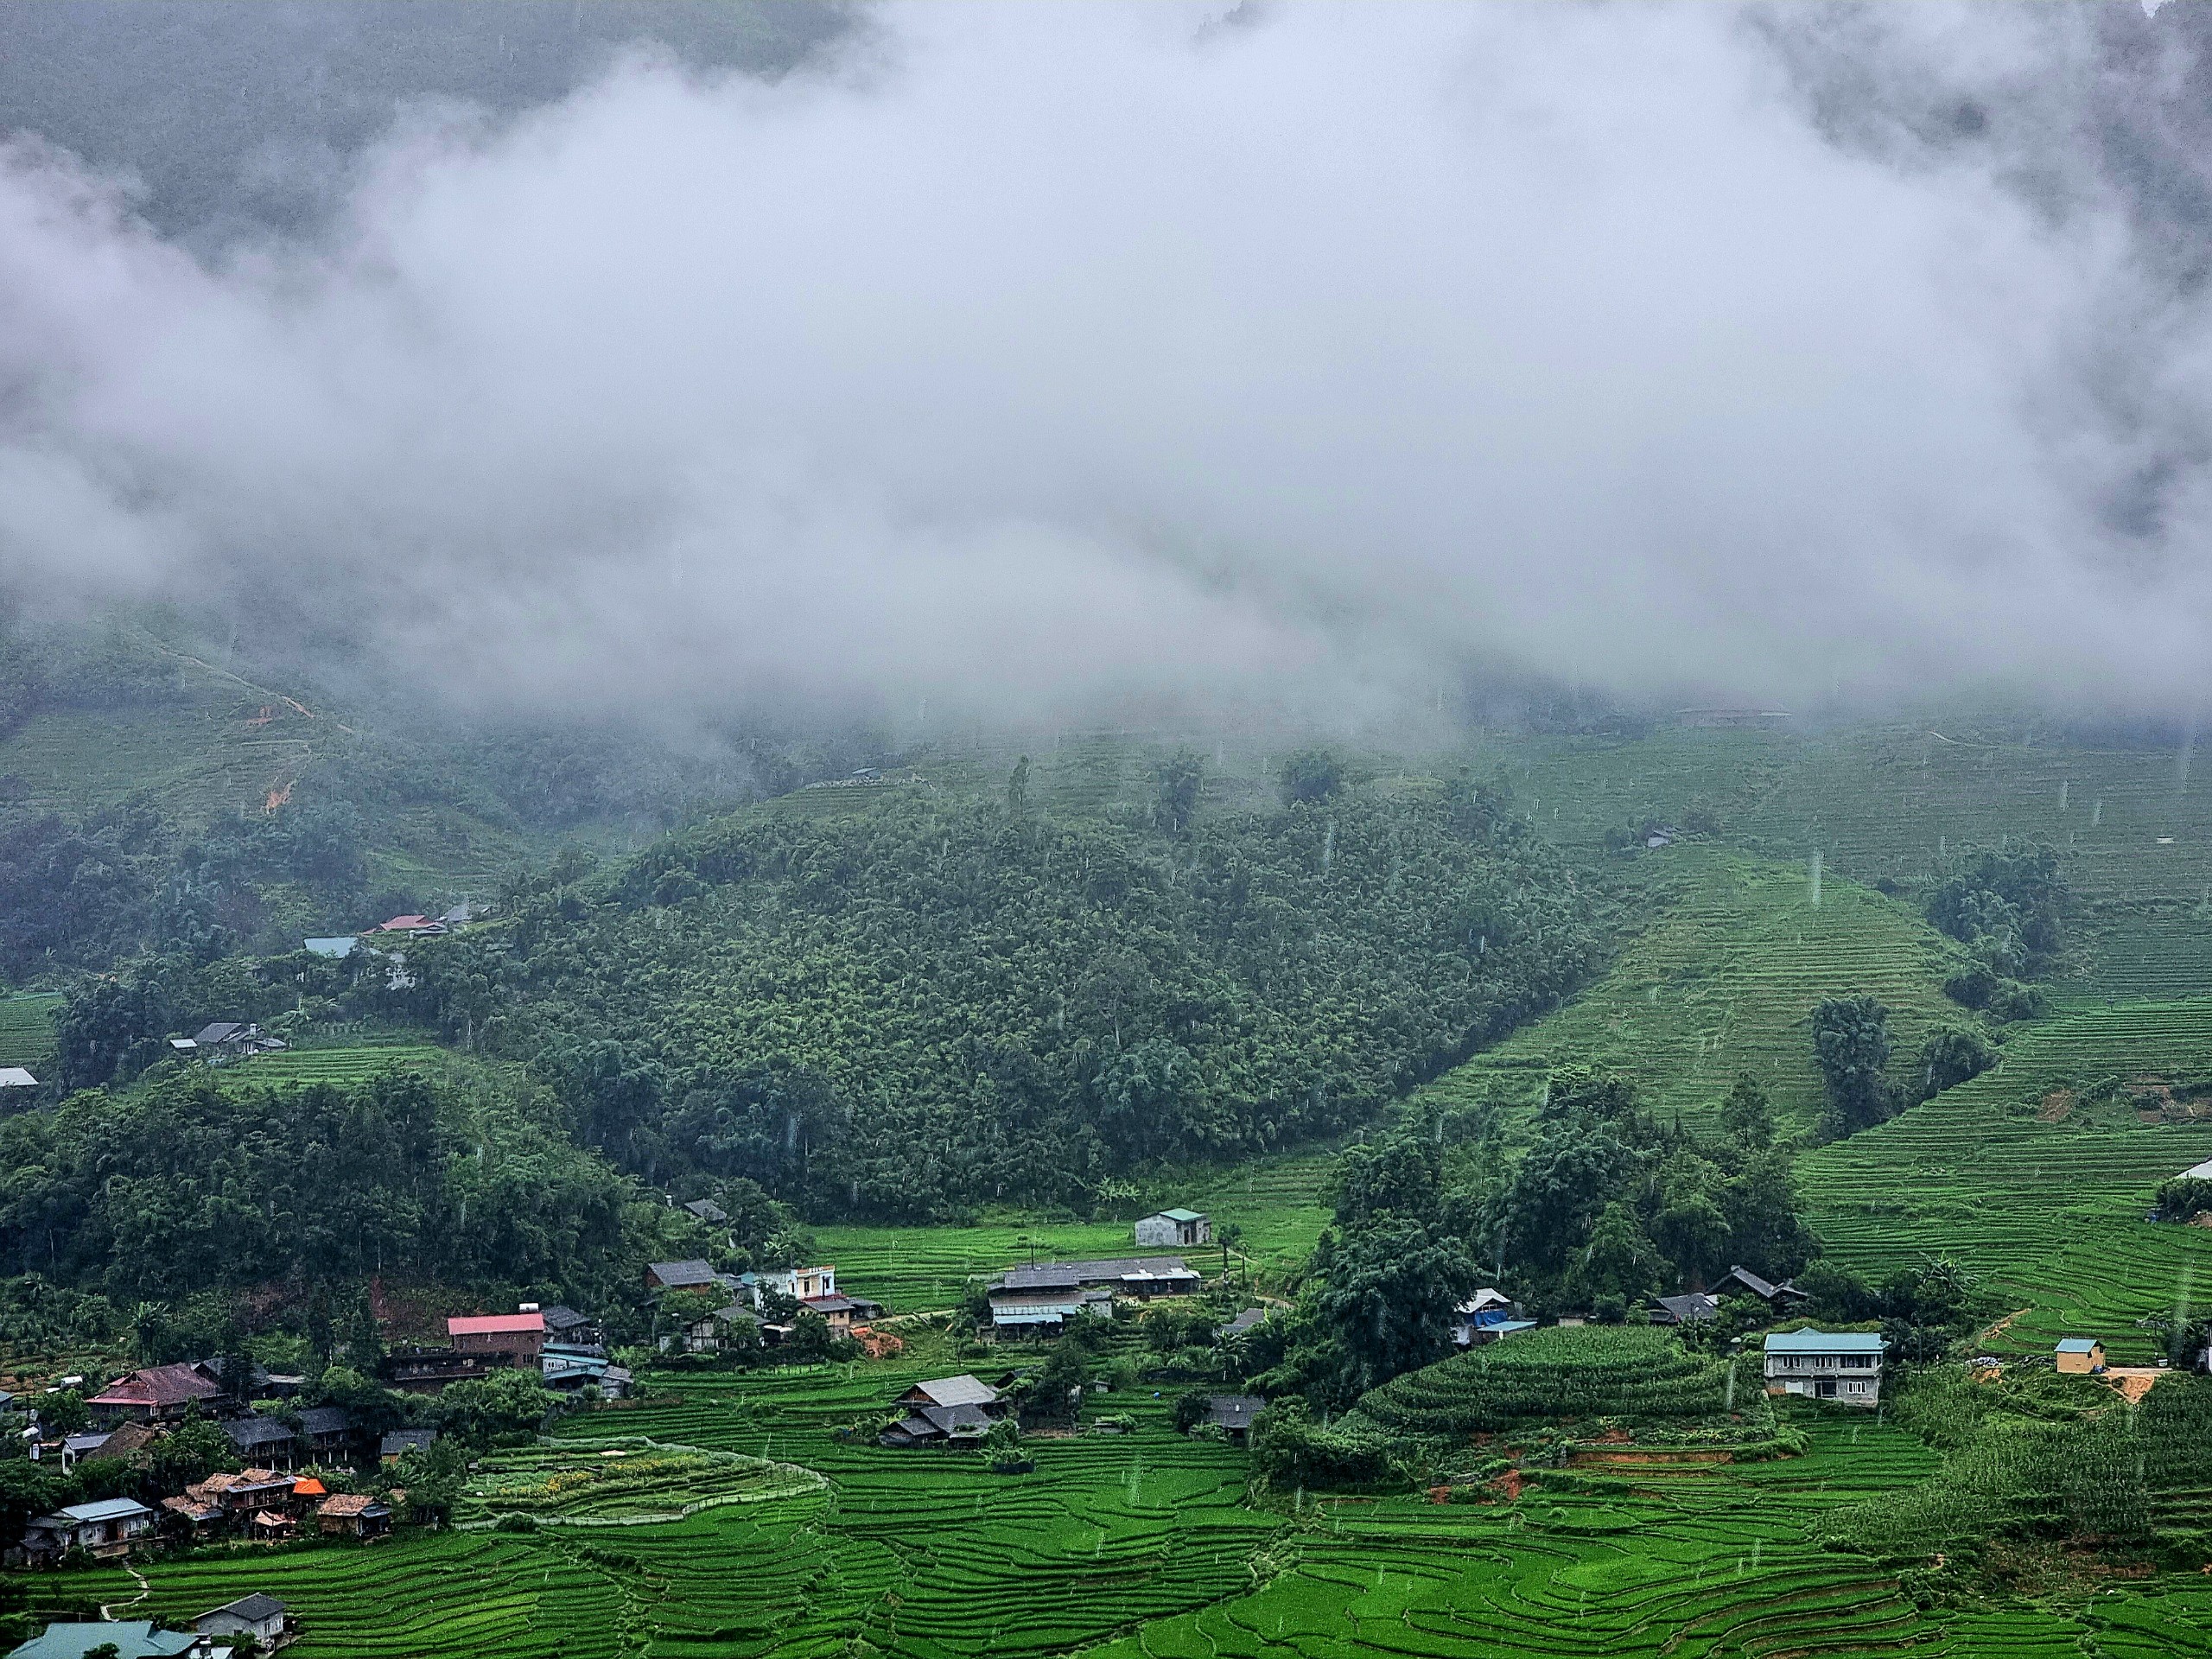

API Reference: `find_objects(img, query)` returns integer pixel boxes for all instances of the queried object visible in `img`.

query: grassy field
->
[817,1149,1333,1312]
[1413,844,1965,1135]
[1799,995,2212,1362]
[0,994,60,1071]
[26,1360,2207,1659]
[209,1040,457,1092]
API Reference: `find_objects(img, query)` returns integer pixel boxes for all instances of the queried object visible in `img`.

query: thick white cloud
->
[0,2,2204,721]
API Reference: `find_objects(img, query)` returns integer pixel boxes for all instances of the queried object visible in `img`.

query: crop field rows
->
[1416,848,1963,1135]
[1800,996,2212,1360]
[1351,1327,1734,1439]
[817,1152,1332,1313]
[0,994,60,1070]
[42,1370,2212,1658]
[1472,725,2212,909]
[2056,912,2212,1004]
[211,1044,454,1091]
[1077,1415,2209,1659]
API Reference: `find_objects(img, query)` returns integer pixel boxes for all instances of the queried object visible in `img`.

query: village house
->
[380,1427,438,1464]
[1198,1395,1265,1442]
[187,1022,285,1060]
[1452,1290,1533,1348]
[984,1266,1114,1335]
[1722,1265,1810,1312]
[542,1352,632,1399]
[447,1309,547,1367]
[192,1594,290,1651]
[87,1363,225,1426]
[295,1406,357,1461]
[1134,1208,1211,1248]
[21,1497,156,1561]
[1217,1307,1268,1341]
[4,1620,213,1658]
[315,1493,392,1539]
[1763,1328,1887,1407]
[221,1414,296,1466]
[758,1264,838,1303]
[646,1258,737,1296]
[2055,1338,2107,1374]
[880,1375,1009,1448]
[371,915,446,938]
[982,1255,1198,1338]
[302,937,358,959]
[0,1067,37,1090]
[184,1469,296,1523]
[682,1198,729,1226]
[539,1304,601,1347]
[1649,1292,1722,1326]
[384,1347,510,1393]
[156,1495,225,1541]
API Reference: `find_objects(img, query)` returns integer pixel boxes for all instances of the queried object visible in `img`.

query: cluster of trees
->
[1927,845,2067,1019]
[1250,1067,1814,1411]
[1810,996,1999,1138]
[0,1066,654,1310]
[391,768,1599,1216]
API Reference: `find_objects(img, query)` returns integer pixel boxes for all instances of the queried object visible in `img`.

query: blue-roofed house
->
[4,1621,211,1658]
[2055,1338,2107,1375]
[1763,1328,1887,1407]
[303,937,359,959]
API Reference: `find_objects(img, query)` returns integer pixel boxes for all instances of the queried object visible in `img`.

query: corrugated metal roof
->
[2055,1338,2101,1353]
[1764,1328,1886,1354]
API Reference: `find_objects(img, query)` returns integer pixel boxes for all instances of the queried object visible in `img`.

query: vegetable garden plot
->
[1417,847,1962,1135]
[213,1044,452,1090]
[454,1437,819,1525]
[0,993,59,1069]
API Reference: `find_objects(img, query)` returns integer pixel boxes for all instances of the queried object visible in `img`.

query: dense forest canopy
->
[392,775,1599,1217]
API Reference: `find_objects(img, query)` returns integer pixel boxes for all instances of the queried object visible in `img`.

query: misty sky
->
[3,0,2211,725]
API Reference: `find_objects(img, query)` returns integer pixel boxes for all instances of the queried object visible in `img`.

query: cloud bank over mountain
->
[2,2,2209,724]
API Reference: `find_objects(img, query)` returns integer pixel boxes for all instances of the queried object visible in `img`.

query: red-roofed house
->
[372,915,446,937]
[446,1309,545,1367]
[88,1363,226,1425]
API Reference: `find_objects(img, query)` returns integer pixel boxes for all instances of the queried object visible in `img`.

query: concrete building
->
[1763,1328,1886,1407]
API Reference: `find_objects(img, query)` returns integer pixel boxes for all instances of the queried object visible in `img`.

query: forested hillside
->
[394,773,1599,1216]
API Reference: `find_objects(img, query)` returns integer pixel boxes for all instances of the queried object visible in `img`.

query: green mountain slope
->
[1414,844,1966,1135]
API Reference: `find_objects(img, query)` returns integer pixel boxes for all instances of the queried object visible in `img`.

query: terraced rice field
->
[35,1362,2212,1658]
[0,994,60,1071]
[1415,847,1964,1135]
[1801,995,2212,1361]
[212,1042,454,1091]
[1350,1326,1733,1439]
[1479,724,2212,909]
[454,1438,818,1526]
[817,1150,1332,1312]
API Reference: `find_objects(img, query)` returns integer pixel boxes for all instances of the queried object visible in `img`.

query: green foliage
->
[1925,844,2069,979]
[1912,1022,1996,1102]
[1275,748,1345,806]
[2154,1175,2212,1222]
[404,785,1594,1213]
[435,1368,561,1450]
[1812,994,1894,1136]
[1347,1325,1734,1439]
[1716,1074,1773,1147]
[0,1065,640,1304]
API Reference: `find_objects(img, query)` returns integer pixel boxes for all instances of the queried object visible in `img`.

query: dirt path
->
[1974,1306,2031,1348]
[2103,1366,2165,1403]
[99,1560,150,1620]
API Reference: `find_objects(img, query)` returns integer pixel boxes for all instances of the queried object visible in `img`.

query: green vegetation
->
[1799,995,2212,1361]
[0,1063,645,1306]
[0,995,58,1071]
[452,1438,818,1526]
[1345,1325,1735,1440]
[1417,847,1966,1135]
[16,1361,2202,1659]
[399,777,1597,1215]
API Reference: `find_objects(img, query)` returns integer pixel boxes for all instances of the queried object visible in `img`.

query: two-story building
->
[446,1310,546,1368]
[1763,1328,1887,1407]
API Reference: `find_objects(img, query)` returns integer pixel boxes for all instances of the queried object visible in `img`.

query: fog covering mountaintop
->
[3,2,2212,734]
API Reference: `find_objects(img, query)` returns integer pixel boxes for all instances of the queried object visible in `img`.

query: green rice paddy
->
[817,1149,1333,1312]
[0,994,60,1071]
[44,1364,2207,1659]
[210,1041,459,1092]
